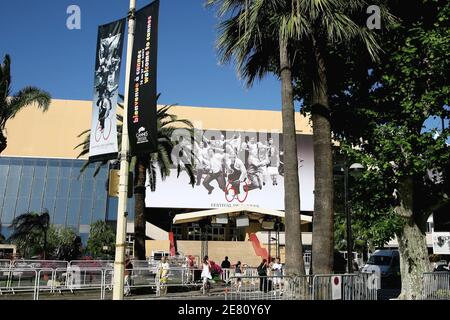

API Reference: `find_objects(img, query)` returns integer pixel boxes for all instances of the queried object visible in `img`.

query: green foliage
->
[330,0,449,240]
[75,96,196,187]
[86,221,116,259]
[0,55,51,154]
[8,211,50,258]
[46,226,82,261]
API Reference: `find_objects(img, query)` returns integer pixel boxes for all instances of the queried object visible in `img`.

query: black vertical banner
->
[89,19,125,162]
[128,0,159,155]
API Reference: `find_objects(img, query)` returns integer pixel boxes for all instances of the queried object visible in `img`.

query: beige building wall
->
[3,99,312,160]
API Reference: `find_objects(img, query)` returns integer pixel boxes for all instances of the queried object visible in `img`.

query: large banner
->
[128,0,159,155]
[89,19,125,162]
[145,129,314,211]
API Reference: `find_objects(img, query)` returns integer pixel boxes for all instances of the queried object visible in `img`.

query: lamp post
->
[112,0,136,300]
[343,162,364,274]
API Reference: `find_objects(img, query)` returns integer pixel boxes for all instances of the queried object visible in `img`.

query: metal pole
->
[112,0,136,301]
[344,164,353,273]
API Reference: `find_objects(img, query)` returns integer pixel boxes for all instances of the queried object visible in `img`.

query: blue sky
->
[0,0,447,133]
[0,0,281,110]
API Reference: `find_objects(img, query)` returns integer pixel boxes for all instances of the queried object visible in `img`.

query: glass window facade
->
[0,157,134,241]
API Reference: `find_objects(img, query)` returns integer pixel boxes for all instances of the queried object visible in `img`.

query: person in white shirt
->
[202,149,226,194]
[201,256,212,295]
[226,153,247,195]
[271,257,283,290]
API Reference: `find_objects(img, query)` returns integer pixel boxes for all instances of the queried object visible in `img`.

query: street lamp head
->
[349,163,365,177]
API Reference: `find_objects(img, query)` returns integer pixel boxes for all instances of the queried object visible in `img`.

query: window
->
[54,198,68,224]
[172,226,183,240]
[66,198,81,227]
[5,164,21,197]
[188,227,201,240]
[15,196,30,217]
[1,197,17,224]
[79,198,94,225]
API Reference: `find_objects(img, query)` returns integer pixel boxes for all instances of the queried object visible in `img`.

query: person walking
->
[124,256,133,296]
[235,261,243,292]
[201,256,212,295]
[159,257,170,295]
[257,259,268,292]
[271,257,283,292]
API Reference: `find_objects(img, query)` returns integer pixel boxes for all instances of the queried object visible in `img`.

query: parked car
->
[362,249,401,289]
[433,260,450,272]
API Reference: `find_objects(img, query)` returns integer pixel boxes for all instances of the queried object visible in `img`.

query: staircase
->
[248,233,269,260]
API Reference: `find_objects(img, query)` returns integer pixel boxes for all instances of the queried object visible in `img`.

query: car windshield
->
[368,255,392,266]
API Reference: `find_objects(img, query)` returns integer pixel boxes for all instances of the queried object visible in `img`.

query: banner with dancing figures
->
[89,18,125,162]
[128,0,159,155]
[145,129,315,211]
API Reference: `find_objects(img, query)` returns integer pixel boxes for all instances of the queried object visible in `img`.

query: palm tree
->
[207,0,307,276]
[0,55,51,154]
[76,98,195,260]
[207,0,390,274]
[8,210,50,259]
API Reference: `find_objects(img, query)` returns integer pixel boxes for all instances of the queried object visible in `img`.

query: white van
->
[362,249,401,288]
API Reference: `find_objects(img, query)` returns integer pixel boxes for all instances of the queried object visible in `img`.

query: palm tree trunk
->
[0,133,7,155]
[134,157,147,260]
[279,36,305,276]
[43,230,47,260]
[311,39,334,274]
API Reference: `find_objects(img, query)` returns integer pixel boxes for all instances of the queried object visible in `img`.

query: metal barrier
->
[422,272,450,300]
[0,268,38,297]
[225,276,289,300]
[12,260,69,270]
[312,273,378,300]
[69,260,113,269]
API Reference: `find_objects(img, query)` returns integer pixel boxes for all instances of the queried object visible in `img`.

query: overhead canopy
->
[172,205,312,225]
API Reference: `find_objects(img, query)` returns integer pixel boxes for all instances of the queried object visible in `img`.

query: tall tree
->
[0,223,5,244]
[0,55,51,154]
[76,99,195,260]
[329,0,449,299]
[208,0,391,274]
[289,0,392,274]
[207,0,307,276]
[8,210,51,259]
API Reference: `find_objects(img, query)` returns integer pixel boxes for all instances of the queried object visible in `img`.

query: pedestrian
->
[221,256,231,269]
[271,257,283,291]
[235,261,242,292]
[124,256,133,296]
[257,259,268,292]
[159,257,170,295]
[201,256,212,295]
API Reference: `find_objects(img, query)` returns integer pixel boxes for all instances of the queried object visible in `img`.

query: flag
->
[89,18,126,162]
[128,0,159,155]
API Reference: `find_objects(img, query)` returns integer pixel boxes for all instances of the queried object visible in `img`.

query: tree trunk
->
[395,177,431,300]
[43,230,47,260]
[134,157,147,260]
[279,36,305,276]
[311,40,334,274]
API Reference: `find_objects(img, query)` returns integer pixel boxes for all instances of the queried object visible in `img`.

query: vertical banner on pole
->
[128,0,159,155]
[89,19,126,162]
